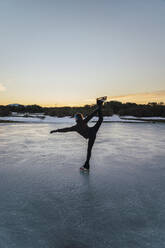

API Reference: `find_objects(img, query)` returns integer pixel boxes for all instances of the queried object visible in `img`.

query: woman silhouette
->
[50,97,106,171]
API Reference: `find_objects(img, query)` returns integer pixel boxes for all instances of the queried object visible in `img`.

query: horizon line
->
[1,90,165,107]
[1,101,164,108]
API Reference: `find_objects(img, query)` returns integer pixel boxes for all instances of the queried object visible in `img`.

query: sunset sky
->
[0,0,165,106]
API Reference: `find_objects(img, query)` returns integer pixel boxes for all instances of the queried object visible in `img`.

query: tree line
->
[0,102,165,117]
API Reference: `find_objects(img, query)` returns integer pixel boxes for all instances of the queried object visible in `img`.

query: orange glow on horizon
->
[1,91,165,107]
[109,91,165,104]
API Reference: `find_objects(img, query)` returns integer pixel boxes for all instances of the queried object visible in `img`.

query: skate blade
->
[80,167,89,172]
[97,96,107,102]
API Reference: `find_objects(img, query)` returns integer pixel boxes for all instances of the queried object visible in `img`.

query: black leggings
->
[84,108,103,169]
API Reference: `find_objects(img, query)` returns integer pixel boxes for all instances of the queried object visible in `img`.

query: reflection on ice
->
[0,122,165,248]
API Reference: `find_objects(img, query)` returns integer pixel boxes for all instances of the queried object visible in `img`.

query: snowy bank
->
[121,116,165,120]
[0,115,148,123]
[0,116,74,123]
[92,115,145,123]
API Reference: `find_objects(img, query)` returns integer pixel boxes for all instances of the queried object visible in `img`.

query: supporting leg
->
[83,106,103,170]
[84,135,96,169]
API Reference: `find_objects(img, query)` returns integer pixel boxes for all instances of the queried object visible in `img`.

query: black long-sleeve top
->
[56,108,98,139]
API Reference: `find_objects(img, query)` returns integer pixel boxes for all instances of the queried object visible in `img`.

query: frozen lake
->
[0,122,165,248]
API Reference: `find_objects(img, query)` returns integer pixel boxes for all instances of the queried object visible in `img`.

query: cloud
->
[109,90,165,104]
[0,84,6,92]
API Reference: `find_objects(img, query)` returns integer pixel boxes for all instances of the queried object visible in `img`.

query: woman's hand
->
[50,130,58,134]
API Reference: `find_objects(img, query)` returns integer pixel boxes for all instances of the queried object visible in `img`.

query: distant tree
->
[148,102,157,107]
[25,105,43,113]
[1,101,165,118]
[0,106,11,116]
[7,104,25,113]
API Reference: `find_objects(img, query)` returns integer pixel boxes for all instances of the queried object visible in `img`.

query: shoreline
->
[1,116,165,124]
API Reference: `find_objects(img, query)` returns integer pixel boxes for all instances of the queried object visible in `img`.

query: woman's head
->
[75,113,84,123]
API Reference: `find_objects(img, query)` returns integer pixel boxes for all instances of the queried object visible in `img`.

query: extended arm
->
[50,126,76,134]
[84,108,99,123]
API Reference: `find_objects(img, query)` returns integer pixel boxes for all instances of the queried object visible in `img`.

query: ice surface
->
[0,122,165,248]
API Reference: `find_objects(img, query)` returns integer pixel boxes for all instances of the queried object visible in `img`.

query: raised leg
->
[93,105,103,133]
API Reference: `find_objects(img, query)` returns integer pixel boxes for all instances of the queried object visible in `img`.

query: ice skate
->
[80,166,89,172]
[97,96,107,106]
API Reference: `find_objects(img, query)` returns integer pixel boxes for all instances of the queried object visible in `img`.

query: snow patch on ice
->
[121,115,165,120]
[0,116,75,123]
[93,115,145,123]
[0,115,149,123]
[1,114,165,123]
